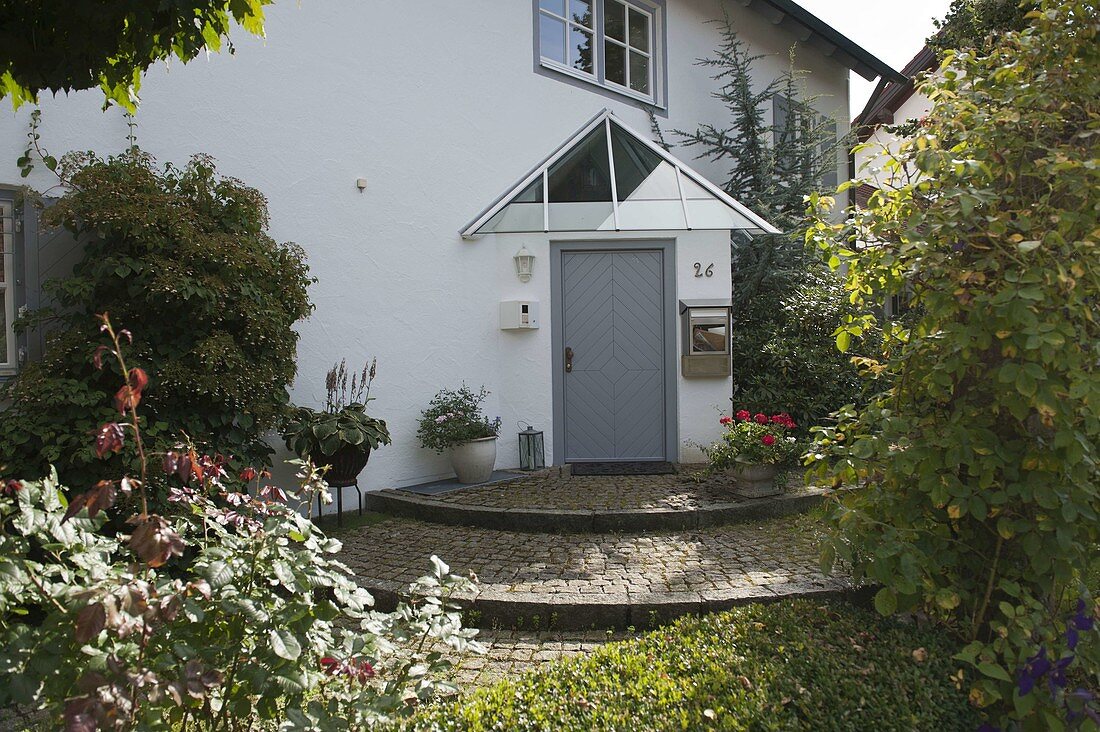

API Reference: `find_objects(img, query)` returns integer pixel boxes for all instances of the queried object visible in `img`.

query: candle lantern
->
[518,423,545,471]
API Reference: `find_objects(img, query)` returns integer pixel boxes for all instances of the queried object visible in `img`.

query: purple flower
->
[1018,647,1051,697]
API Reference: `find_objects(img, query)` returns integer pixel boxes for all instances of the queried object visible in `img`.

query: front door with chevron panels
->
[561,249,666,462]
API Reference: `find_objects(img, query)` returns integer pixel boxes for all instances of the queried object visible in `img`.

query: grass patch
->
[402,599,980,731]
[315,510,389,536]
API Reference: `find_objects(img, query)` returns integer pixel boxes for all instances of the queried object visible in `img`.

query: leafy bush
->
[806,2,1099,727]
[704,410,799,468]
[401,599,980,731]
[730,269,871,431]
[0,151,313,492]
[416,386,501,453]
[0,317,482,730]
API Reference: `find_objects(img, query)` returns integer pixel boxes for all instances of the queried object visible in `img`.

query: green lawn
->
[401,599,980,732]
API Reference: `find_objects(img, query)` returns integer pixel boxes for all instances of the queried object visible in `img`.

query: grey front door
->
[561,249,666,462]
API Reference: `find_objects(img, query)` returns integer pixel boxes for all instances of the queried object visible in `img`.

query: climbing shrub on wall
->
[0,152,313,492]
[806,2,1099,727]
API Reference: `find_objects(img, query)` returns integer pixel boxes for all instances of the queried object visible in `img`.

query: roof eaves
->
[737,0,906,84]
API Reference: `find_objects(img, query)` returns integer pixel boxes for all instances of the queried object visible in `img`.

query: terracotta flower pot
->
[732,463,779,498]
[450,437,497,484]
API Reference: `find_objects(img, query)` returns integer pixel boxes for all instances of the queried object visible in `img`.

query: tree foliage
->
[807,2,1099,726]
[0,0,272,110]
[929,0,1038,54]
[664,17,869,429]
[0,152,313,493]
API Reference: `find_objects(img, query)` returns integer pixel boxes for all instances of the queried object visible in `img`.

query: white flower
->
[435,415,447,423]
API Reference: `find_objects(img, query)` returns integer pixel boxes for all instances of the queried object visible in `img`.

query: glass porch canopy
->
[461,110,780,238]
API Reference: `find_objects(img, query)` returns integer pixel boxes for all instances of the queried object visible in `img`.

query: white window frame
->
[537,0,663,107]
[538,0,598,81]
[601,0,653,100]
[0,195,17,374]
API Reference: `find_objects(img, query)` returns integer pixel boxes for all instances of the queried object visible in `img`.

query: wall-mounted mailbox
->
[679,299,732,377]
[500,300,539,330]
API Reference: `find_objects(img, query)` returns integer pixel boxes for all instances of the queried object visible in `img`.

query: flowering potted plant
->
[416,386,502,484]
[703,409,799,497]
[282,359,392,487]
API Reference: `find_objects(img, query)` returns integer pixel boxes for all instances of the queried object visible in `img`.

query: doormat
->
[570,462,677,476]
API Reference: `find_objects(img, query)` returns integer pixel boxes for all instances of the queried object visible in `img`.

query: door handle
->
[564,347,574,373]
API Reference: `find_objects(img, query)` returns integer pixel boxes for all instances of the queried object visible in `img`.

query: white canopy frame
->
[460,109,780,239]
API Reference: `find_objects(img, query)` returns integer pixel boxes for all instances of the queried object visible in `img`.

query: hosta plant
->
[0,316,482,731]
[283,359,392,461]
[703,410,799,469]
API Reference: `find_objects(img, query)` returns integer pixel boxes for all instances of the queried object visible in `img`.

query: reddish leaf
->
[62,481,117,523]
[94,423,125,458]
[129,515,185,568]
[74,603,106,643]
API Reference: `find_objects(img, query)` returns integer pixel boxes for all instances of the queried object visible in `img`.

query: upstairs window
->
[773,94,840,191]
[537,0,662,105]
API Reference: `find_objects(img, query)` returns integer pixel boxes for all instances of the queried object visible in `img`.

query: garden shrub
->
[0,316,481,730]
[805,2,1099,727]
[401,599,980,731]
[729,269,872,431]
[0,151,313,492]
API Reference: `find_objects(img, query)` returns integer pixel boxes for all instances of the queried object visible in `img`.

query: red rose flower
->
[761,434,776,446]
[754,413,768,424]
[735,410,751,421]
[720,416,733,425]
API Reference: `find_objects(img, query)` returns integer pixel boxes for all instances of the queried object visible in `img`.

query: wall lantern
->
[518,423,545,471]
[514,246,535,283]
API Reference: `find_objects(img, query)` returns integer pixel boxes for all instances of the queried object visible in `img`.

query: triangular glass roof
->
[461,110,780,238]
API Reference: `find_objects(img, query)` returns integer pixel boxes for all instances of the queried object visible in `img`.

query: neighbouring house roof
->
[737,0,907,83]
[852,45,939,139]
[461,110,780,239]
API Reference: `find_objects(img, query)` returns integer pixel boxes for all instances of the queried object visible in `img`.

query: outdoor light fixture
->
[518,423,545,471]
[513,246,535,283]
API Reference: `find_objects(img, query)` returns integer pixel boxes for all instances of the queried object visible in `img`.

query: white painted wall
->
[0,0,851,496]
[854,87,933,186]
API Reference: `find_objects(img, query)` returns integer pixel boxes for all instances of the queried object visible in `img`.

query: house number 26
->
[694,262,714,278]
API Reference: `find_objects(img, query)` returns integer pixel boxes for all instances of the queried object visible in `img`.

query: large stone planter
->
[451,436,498,484]
[732,463,779,498]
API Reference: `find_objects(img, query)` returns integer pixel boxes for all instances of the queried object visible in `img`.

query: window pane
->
[610,125,665,199]
[605,41,626,86]
[629,51,649,94]
[628,8,649,51]
[570,0,593,27]
[548,126,611,202]
[540,13,567,64]
[605,0,626,41]
[539,0,565,16]
[692,321,728,353]
[480,178,544,234]
[570,26,594,74]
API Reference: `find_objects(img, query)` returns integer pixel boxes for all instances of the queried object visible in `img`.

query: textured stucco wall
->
[0,0,850,499]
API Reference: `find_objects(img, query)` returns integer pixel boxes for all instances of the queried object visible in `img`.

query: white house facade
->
[0,0,899,496]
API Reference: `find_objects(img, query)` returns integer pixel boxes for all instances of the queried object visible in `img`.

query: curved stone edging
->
[363,487,830,534]
[364,580,863,631]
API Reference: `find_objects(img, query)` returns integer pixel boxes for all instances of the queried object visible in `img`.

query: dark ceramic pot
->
[316,444,372,488]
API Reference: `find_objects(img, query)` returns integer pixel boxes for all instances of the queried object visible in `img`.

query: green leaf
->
[873,587,897,616]
[269,629,301,661]
[976,662,1011,682]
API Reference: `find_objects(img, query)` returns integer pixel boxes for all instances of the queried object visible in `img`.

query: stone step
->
[337,514,855,631]
[364,469,830,534]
